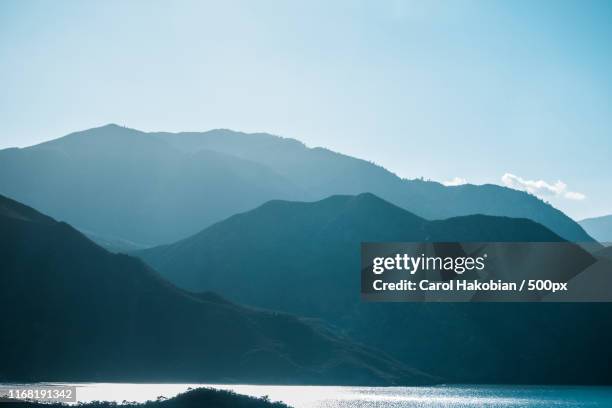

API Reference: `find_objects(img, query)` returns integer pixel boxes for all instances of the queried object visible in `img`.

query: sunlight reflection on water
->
[17,383,612,407]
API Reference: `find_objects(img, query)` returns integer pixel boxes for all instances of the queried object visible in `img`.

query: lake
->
[12,383,612,407]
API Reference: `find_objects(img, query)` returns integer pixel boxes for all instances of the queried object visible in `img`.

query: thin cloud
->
[501,173,586,201]
[443,177,467,186]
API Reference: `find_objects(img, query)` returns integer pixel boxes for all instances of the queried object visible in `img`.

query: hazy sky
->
[1,0,611,219]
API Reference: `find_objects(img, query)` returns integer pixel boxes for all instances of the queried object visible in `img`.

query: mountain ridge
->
[0,124,594,245]
[136,193,611,385]
[136,192,566,308]
[0,193,432,385]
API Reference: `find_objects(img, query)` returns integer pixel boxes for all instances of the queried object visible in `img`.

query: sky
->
[1,0,611,219]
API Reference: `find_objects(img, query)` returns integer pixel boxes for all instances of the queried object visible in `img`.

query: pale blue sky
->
[1,0,610,219]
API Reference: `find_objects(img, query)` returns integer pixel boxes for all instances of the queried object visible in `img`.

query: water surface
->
[8,383,612,407]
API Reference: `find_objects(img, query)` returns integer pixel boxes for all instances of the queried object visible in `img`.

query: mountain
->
[158,129,593,243]
[137,194,612,384]
[0,125,305,247]
[580,215,612,243]
[0,194,431,385]
[138,194,567,315]
[0,124,593,245]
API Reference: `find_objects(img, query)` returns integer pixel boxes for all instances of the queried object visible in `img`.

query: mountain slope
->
[137,194,612,385]
[139,194,430,316]
[0,125,306,246]
[138,193,566,313]
[0,194,431,385]
[155,128,593,242]
[580,214,612,243]
[0,124,593,245]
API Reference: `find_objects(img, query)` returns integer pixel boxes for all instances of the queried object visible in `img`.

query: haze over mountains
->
[137,194,612,384]
[580,215,612,243]
[0,124,594,247]
[1,124,608,386]
[138,193,568,310]
[0,193,430,385]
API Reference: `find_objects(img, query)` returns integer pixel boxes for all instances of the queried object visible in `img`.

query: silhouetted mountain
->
[0,125,592,245]
[138,194,565,312]
[0,194,431,385]
[137,194,612,384]
[580,214,612,243]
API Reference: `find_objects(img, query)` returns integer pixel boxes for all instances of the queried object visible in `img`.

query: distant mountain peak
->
[252,193,423,221]
[86,123,141,134]
[352,191,399,206]
[0,124,594,244]
[100,123,122,129]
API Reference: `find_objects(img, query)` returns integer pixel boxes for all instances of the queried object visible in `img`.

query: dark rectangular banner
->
[361,242,612,302]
